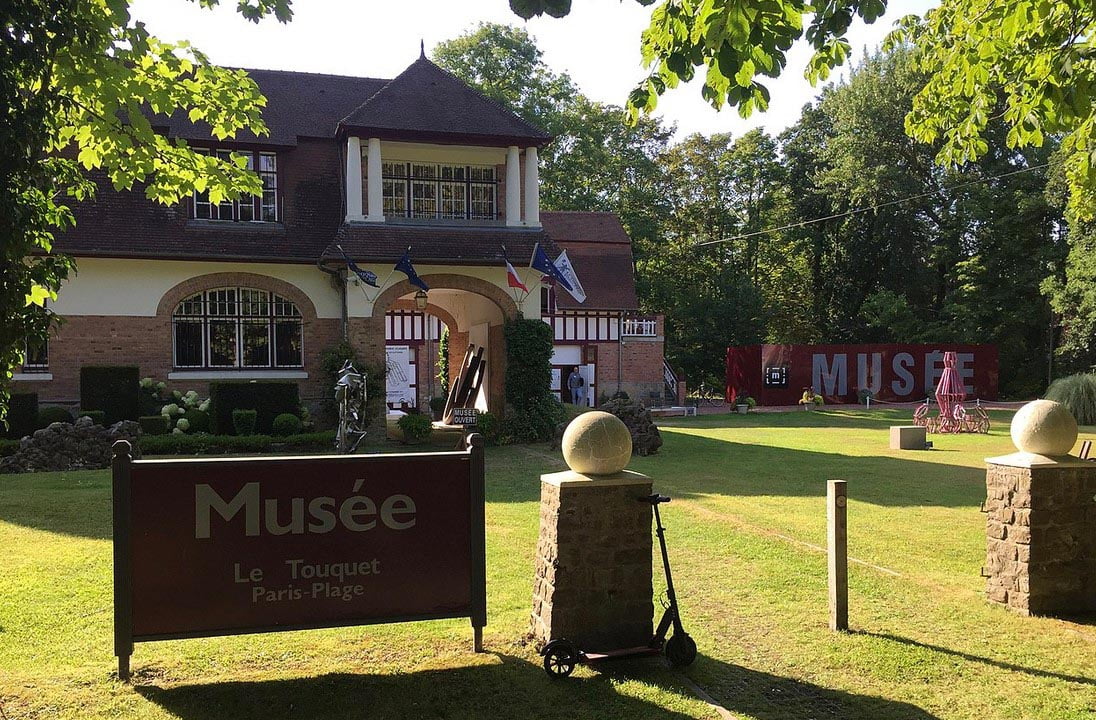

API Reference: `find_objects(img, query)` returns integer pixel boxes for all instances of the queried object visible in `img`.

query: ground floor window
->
[172,288,303,369]
[21,338,49,373]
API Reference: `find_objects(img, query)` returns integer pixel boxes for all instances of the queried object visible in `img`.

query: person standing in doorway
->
[567,366,587,407]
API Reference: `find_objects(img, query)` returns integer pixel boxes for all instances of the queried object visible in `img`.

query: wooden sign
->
[111,436,486,681]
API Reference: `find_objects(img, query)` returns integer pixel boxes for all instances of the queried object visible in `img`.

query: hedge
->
[0,439,19,457]
[39,406,74,426]
[138,431,335,456]
[209,381,299,434]
[80,366,140,423]
[76,410,106,425]
[6,393,38,439]
[139,415,169,436]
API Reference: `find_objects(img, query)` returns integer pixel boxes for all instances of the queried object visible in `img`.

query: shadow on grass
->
[135,653,699,720]
[860,632,1096,686]
[633,430,986,508]
[658,408,1016,433]
[691,655,941,720]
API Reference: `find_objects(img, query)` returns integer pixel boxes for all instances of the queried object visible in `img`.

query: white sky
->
[129,0,938,139]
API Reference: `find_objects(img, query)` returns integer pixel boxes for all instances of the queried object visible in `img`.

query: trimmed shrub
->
[272,413,302,437]
[209,381,300,434]
[475,411,501,443]
[38,406,74,427]
[6,393,38,439]
[496,396,566,445]
[139,415,170,436]
[1045,373,1096,425]
[80,366,140,423]
[138,431,335,456]
[504,318,554,410]
[76,409,107,425]
[0,439,19,457]
[396,413,433,444]
[232,409,258,436]
[183,408,211,433]
[430,396,447,413]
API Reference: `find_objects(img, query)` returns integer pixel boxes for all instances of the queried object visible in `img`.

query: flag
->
[553,250,586,304]
[530,243,573,292]
[394,248,429,291]
[337,245,378,287]
[501,246,529,293]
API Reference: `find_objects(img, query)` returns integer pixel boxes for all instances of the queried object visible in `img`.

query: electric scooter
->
[540,493,697,678]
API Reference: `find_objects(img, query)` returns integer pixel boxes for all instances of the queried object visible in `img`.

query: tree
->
[2,0,292,422]
[513,1,1096,221]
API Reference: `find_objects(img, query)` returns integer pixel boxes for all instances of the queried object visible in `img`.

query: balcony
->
[621,316,658,337]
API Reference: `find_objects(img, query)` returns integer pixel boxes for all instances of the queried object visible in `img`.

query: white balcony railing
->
[621,317,657,337]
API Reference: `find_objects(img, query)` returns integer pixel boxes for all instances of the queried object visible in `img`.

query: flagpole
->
[373,244,411,300]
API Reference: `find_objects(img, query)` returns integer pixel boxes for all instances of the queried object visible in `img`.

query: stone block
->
[890,425,927,450]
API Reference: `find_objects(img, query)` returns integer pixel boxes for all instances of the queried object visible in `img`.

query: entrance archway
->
[364,274,519,417]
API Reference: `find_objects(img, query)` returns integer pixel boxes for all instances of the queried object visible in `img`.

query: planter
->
[800,403,813,411]
[736,404,749,415]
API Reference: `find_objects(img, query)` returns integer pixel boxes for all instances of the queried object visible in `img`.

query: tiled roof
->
[329,223,555,265]
[157,70,389,146]
[340,56,551,146]
[541,212,639,310]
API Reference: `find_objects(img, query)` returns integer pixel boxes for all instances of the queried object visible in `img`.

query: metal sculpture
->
[335,359,369,453]
[912,351,989,434]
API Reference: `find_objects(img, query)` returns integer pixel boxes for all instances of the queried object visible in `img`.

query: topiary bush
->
[183,408,210,433]
[1045,373,1096,425]
[38,406,74,427]
[80,366,140,423]
[6,393,38,439]
[396,412,433,444]
[139,415,169,436]
[504,318,554,410]
[232,409,258,436]
[76,409,106,425]
[210,382,299,434]
[271,413,302,437]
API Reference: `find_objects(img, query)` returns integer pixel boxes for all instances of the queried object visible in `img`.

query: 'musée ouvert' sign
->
[110,438,486,681]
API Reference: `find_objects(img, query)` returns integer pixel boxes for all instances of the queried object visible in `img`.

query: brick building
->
[17,54,666,414]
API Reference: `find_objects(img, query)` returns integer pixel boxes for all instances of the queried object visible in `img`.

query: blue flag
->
[337,245,378,288]
[394,249,429,292]
[530,243,573,292]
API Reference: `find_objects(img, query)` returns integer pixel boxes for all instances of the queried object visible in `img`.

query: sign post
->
[827,479,848,632]
[111,435,486,681]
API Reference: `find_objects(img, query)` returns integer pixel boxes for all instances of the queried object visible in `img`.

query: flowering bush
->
[144,378,211,435]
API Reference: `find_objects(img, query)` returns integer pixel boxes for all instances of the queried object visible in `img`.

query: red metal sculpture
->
[912,351,989,434]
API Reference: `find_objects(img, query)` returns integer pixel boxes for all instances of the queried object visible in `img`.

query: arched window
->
[172,288,302,369]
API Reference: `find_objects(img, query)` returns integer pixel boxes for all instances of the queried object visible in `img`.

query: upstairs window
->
[193,149,279,222]
[380,161,497,221]
[172,288,302,369]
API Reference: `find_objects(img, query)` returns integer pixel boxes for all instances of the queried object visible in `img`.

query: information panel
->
[111,437,486,680]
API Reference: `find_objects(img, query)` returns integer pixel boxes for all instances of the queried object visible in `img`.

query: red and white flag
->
[505,258,529,292]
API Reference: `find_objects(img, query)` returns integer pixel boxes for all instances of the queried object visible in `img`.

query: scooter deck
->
[580,646,663,663]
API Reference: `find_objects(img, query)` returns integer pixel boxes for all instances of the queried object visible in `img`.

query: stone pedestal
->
[984,452,1096,616]
[529,470,653,651]
[889,425,926,450]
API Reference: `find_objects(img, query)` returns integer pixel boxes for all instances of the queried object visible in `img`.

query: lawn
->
[1,408,1095,719]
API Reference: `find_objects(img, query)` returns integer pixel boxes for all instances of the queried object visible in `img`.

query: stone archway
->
[354,273,518,419]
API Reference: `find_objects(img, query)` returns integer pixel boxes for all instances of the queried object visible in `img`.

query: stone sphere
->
[561,411,633,475]
[1010,399,1078,456]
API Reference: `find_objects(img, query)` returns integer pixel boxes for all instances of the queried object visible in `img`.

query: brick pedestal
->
[529,470,653,651]
[984,453,1096,616]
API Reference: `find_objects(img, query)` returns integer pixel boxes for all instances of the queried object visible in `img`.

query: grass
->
[2,408,1095,719]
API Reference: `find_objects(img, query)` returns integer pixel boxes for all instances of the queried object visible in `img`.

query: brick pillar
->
[984,455,1096,616]
[530,470,653,651]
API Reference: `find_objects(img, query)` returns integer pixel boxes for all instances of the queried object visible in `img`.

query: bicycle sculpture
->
[335,359,369,453]
[912,351,990,434]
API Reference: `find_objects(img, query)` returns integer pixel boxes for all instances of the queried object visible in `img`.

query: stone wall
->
[984,460,1096,616]
[530,471,653,651]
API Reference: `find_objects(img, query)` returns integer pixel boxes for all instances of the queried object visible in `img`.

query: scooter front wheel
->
[665,632,697,668]
[543,644,577,678]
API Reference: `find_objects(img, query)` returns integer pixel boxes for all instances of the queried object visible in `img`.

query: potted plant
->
[735,390,751,414]
[798,387,818,410]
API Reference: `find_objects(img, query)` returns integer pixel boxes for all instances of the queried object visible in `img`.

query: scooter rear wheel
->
[543,645,577,678]
[665,632,697,667]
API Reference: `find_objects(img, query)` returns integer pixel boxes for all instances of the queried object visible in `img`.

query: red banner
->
[726,344,998,405]
[112,442,486,678]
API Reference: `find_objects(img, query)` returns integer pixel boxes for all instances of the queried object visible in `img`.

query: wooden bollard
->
[828,479,848,631]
